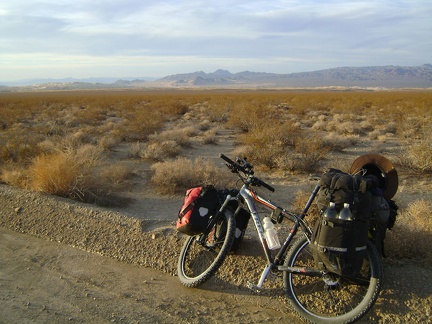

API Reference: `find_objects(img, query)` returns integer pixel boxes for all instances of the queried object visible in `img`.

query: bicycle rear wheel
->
[283,236,382,323]
[177,209,235,287]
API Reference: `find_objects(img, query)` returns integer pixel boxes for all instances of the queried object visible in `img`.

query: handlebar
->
[220,153,237,169]
[220,154,275,192]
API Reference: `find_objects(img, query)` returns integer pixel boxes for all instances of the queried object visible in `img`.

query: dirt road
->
[0,227,296,323]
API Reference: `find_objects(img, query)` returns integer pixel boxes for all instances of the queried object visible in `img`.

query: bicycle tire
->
[283,236,382,323]
[177,209,236,287]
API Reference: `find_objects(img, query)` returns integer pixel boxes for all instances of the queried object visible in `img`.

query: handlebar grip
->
[220,153,237,166]
[261,180,275,192]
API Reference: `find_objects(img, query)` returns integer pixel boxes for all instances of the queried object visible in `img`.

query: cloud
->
[0,0,431,80]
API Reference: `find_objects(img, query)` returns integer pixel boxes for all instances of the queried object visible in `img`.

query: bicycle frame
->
[231,181,322,289]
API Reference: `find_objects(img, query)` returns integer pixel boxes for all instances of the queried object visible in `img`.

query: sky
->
[1,0,431,81]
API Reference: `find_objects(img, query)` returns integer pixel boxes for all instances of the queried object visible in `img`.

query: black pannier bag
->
[231,206,250,252]
[312,169,375,277]
[177,185,220,236]
[350,154,399,257]
[312,216,370,277]
[218,189,250,252]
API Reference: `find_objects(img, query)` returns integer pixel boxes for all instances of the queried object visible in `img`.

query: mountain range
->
[1,64,432,91]
[158,64,432,88]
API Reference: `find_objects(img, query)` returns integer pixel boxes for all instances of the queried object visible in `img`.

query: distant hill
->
[1,64,431,91]
[0,77,155,87]
[158,64,432,88]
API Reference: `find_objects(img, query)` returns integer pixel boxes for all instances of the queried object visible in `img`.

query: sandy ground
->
[0,227,297,324]
[1,121,432,323]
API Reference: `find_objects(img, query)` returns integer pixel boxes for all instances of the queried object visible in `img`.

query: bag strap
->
[178,186,207,219]
[178,202,196,219]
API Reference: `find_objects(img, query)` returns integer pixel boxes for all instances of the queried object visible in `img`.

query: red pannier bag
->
[176,185,220,235]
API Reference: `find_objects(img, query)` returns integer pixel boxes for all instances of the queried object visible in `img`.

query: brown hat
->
[349,154,398,200]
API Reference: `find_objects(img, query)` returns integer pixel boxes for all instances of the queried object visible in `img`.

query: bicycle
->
[177,154,382,323]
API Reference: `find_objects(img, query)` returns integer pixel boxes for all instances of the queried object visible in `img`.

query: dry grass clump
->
[239,122,298,169]
[28,145,103,201]
[0,166,28,188]
[141,140,181,161]
[98,133,122,151]
[311,113,375,136]
[0,129,44,163]
[140,126,198,161]
[400,140,432,172]
[24,144,127,206]
[148,127,196,147]
[150,157,232,194]
[202,128,219,144]
[239,119,330,172]
[274,135,331,173]
[399,123,432,172]
[226,101,279,132]
[99,164,133,187]
[322,133,359,152]
[386,199,432,266]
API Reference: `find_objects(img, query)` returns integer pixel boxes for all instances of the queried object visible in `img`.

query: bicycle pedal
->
[246,281,262,293]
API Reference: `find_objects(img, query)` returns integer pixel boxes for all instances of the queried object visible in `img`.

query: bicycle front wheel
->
[283,236,382,323]
[177,209,235,287]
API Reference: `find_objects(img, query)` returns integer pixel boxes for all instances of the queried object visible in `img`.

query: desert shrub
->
[226,101,279,132]
[147,127,196,147]
[0,166,28,187]
[120,112,165,141]
[386,199,432,266]
[383,121,397,134]
[202,128,218,144]
[28,145,100,193]
[197,120,212,131]
[206,103,230,123]
[61,129,95,148]
[0,130,44,163]
[141,126,200,161]
[399,124,432,172]
[368,130,381,140]
[239,122,299,169]
[128,141,143,158]
[150,157,232,194]
[400,140,432,172]
[27,145,114,204]
[99,163,133,187]
[274,135,330,173]
[169,100,190,115]
[141,140,181,161]
[98,133,121,151]
[322,133,359,152]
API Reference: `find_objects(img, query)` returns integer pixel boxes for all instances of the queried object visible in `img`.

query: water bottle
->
[263,217,281,250]
[338,203,353,221]
[323,202,337,219]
